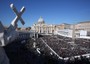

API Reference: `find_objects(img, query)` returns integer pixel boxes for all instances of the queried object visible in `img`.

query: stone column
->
[72,24,75,43]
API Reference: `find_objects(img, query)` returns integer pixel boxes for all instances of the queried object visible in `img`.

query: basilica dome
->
[37,16,45,24]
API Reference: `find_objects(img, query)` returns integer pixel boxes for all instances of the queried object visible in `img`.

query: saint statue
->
[0,3,25,64]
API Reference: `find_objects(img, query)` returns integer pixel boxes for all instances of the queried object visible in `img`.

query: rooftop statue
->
[0,3,25,46]
[0,3,25,64]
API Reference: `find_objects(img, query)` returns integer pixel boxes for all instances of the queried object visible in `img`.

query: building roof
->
[78,21,90,24]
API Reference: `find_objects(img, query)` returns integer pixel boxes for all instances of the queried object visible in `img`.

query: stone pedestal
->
[0,47,9,64]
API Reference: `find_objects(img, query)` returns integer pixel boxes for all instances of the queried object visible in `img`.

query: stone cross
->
[10,4,25,25]
[10,3,25,30]
[0,3,25,46]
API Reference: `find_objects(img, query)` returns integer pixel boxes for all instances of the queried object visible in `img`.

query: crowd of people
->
[3,34,90,64]
[41,35,90,58]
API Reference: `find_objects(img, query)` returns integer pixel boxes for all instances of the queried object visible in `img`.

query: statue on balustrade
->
[0,3,25,64]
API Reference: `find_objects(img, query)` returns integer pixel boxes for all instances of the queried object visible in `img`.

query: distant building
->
[16,27,31,31]
[31,17,56,34]
[31,17,71,34]
[56,23,71,30]
[55,21,90,38]
[75,21,90,31]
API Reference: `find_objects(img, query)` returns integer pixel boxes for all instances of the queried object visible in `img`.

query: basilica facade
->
[31,17,71,34]
[31,17,56,34]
